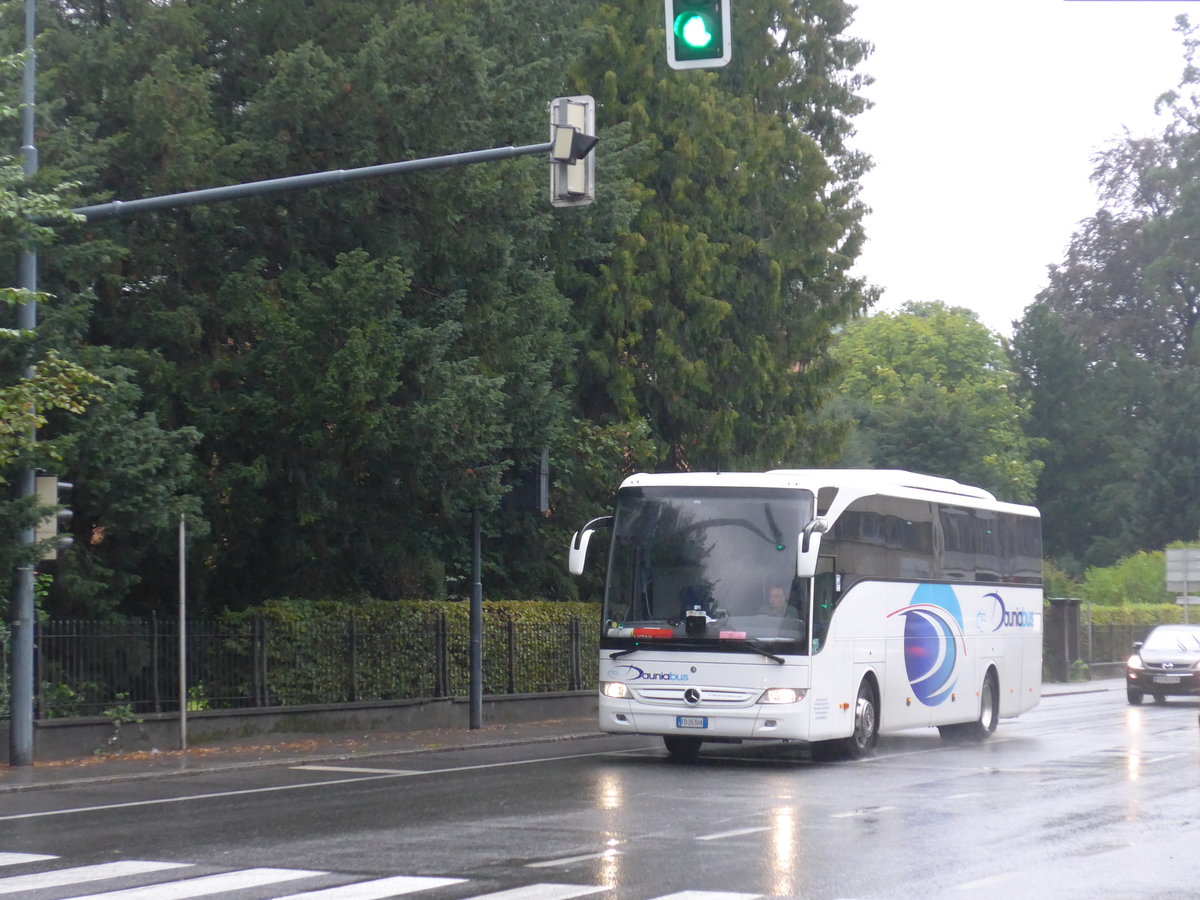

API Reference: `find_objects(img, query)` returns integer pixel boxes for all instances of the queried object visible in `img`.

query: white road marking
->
[65,866,326,899]
[462,886,607,900]
[526,851,620,868]
[695,826,771,841]
[952,871,1020,891]
[273,875,467,899]
[0,852,57,866]
[292,765,422,775]
[654,893,762,900]
[830,806,896,818]
[0,747,645,823]
[0,860,190,895]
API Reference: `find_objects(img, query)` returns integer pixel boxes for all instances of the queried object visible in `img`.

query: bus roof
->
[618,469,1038,516]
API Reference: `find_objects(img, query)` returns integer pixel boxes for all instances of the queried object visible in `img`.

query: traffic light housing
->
[549,95,598,207]
[666,0,731,70]
[34,474,73,560]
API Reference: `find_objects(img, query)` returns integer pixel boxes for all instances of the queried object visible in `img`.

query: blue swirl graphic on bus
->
[888,584,965,706]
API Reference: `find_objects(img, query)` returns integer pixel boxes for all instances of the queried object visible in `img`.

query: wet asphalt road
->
[1,686,1197,899]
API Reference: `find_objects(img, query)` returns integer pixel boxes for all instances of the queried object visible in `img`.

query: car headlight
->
[601,681,629,699]
[758,687,806,704]
[1127,654,1143,671]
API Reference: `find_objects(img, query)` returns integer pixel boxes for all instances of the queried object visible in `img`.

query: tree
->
[12,0,876,614]
[828,301,1042,503]
[0,47,108,582]
[1014,16,1200,568]
[22,0,592,610]
[567,0,873,472]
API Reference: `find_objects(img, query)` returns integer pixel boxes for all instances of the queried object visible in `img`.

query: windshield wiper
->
[722,639,786,664]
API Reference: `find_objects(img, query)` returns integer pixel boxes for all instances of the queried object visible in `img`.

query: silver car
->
[1126,624,1200,704]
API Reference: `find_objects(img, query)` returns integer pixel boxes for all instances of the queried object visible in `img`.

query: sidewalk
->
[0,714,604,794]
[0,679,1126,794]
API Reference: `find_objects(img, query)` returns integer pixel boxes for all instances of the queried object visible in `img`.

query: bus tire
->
[939,669,999,743]
[663,735,702,762]
[963,669,999,741]
[841,678,879,759]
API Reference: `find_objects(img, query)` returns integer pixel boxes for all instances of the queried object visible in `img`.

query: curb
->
[0,729,606,795]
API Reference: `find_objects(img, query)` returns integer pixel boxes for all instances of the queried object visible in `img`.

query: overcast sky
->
[845,0,1196,336]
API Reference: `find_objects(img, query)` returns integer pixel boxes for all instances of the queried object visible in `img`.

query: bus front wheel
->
[663,735,702,762]
[842,679,879,759]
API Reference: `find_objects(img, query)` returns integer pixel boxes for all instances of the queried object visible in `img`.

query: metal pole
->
[71,143,555,222]
[178,513,187,751]
[9,0,39,769]
[469,508,483,730]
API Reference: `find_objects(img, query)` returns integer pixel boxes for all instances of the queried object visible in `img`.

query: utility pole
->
[9,0,39,769]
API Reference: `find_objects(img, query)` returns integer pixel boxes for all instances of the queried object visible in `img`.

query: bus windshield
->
[603,486,814,650]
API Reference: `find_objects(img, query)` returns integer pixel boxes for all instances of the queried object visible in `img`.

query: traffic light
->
[666,0,731,70]
[34,474,74,560]
[549,95,598,208]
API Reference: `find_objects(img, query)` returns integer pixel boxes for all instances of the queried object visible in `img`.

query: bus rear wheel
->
[939,670,999,742]
[663,735,702,762]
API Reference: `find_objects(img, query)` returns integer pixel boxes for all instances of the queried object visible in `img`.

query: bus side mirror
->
[569,529,594,575]
[568,515,613,575]
[797,519,827,579]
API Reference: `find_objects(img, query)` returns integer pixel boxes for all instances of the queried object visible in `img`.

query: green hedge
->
[221,598,604,705]
[1083,603,1187,627]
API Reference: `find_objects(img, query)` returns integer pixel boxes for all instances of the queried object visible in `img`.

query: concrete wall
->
[0,691,598,764]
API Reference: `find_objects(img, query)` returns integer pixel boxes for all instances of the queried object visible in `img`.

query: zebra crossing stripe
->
[0,853,57,867]
[273,875,467,899]
[64,866,328,899]
[0,860,190,895]
[462,884,608,900]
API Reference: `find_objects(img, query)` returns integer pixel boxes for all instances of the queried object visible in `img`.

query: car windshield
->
[602,486,813,647]
[1144,628,1200,651]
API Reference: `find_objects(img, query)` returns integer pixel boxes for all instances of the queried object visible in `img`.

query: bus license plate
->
[676,716,707,729]
[1153,675,1181,684]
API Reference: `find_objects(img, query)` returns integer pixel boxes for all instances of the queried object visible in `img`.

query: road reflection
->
[769,805,798,897]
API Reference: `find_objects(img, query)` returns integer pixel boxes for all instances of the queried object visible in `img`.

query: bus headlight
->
[601,681,630,699]
[759,687,805,704]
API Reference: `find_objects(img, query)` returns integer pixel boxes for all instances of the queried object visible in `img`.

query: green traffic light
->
[674,11,715,49]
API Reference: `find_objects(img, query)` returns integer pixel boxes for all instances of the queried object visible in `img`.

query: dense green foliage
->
[0,46,109,575]
[1012,16,1200,572]
[2,0,873,617]
[827,301,1042,503]
[1080,550,1172,606]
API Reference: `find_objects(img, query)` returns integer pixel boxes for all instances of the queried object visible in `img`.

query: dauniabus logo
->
[888,584,965,707]
[605,664,689,682]
[978,592,1037,632]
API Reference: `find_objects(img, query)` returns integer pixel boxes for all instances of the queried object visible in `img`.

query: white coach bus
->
[568,470,1043,760]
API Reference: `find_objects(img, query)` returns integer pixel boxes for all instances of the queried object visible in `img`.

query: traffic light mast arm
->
[70,142,558,222]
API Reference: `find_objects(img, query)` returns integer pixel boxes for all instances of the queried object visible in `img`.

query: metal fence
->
[2,614,596,719]
[1079,622,1152,669]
